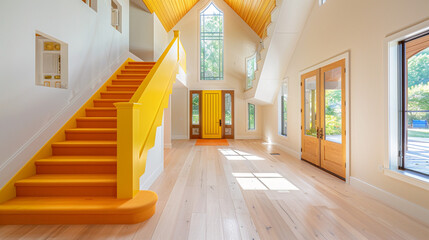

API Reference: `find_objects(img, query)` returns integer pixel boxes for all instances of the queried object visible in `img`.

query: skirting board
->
[172,135,188,140]
[140,164,164,190]
[263,138,301,159]
[235,135,262,140]
[350,177,429,226]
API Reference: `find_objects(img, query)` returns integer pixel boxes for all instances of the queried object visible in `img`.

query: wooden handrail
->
[115,31,186,198]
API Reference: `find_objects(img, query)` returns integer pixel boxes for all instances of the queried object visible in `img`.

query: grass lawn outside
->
[408,128,429,138]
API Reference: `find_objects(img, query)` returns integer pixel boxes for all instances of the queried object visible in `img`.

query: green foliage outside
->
[246,56,256,89]
[225,94,232,125]
[200,10,223,80]
[192,94,199,125]
[407,48,429,125]
[324,89,342,136]
[248,104,255,130]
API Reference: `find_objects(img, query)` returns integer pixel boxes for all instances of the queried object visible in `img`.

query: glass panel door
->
[301,70,321,166]
[320,59,346,179]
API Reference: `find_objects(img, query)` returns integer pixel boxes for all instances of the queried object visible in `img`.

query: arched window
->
[200,3,224,80]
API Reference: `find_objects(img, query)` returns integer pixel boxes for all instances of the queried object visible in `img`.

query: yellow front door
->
[202,90,222,139]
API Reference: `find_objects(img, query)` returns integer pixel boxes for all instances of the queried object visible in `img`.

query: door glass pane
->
[225,93,232,125]
[192,93,199,125]
[404,46,429,175]
[324,67,342,143]
[304,76,317,137]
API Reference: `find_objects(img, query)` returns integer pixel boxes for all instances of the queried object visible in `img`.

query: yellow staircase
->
[0,31,186,225]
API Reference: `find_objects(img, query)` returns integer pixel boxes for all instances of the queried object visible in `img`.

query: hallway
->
[1,140,428,239]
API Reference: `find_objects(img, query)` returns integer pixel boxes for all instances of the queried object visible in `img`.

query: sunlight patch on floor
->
[232,172,300,191]
[219,148,265,160]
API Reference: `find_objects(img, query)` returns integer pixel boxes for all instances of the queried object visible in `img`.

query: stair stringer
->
[0,59,133,204]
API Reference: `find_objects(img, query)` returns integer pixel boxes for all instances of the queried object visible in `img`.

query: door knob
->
[219,119,222,126]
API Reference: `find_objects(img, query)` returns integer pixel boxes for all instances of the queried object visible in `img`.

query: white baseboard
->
[0,52,131,189]
[235,135,262,140]
[140,164,164,190]
[265,138,301,159]
[172,135,188,140]
[350,177,429,226]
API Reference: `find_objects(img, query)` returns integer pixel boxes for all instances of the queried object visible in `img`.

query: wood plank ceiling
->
[142,0,276,39]
[223,0,276,38]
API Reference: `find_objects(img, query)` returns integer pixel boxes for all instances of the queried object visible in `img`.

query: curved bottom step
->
[0,191,157,225]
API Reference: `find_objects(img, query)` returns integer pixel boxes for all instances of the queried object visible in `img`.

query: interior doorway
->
[301,59,346,179]
[190,90,235,139]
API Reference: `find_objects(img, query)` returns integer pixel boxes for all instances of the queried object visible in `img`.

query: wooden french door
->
[202,90,222,139]
[301,59,346,179]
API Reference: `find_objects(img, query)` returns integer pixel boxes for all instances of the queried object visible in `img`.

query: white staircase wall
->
[247,0,314,104]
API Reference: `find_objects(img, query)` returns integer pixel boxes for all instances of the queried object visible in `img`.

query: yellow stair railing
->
[115,31,186,198]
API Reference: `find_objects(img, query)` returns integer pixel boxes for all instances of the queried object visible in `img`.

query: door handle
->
[319,128,324,139]
[219,119,222,126]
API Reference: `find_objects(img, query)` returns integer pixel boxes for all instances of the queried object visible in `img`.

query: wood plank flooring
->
[1,140,429,239]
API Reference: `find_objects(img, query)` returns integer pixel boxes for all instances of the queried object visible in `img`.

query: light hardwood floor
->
[1,140,429,239]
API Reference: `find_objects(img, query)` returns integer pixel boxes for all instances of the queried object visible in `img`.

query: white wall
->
[153,14,169,61]
[171,88,189,139]
[262,0,429,212]
[167,0,262,139]
[129,3,168,62]
[140,121,164,190]
[130,1,154,61]
[0,0,130,188]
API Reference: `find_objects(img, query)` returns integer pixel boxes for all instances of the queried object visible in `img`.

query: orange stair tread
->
[15,174,116,186]
[76,117,117,120]
[66,128,117,133]
[36,156,116,165]
[0,191,157,215]
[86,107,117,110]
[52,140,117,146]
[93,98,129,101]
[101,91,135,93]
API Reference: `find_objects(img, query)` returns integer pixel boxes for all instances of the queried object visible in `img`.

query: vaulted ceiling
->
[142,0,276,39]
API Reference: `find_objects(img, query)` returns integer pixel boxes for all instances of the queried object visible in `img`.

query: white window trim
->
[384,19,429,190]
[198,1,225,83]
[278,78,288,138]
[246,102,256,132]
[299,52,350,182]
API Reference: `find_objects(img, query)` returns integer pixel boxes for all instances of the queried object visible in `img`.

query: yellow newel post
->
[115,102,141,199]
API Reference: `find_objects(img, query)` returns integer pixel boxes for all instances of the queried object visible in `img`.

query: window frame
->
[198,2,225,82]
[247,103,256,131]
[82,0,97,12]
[111,0,122,33]
[384,19,429,189]
[398,31,429,177]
